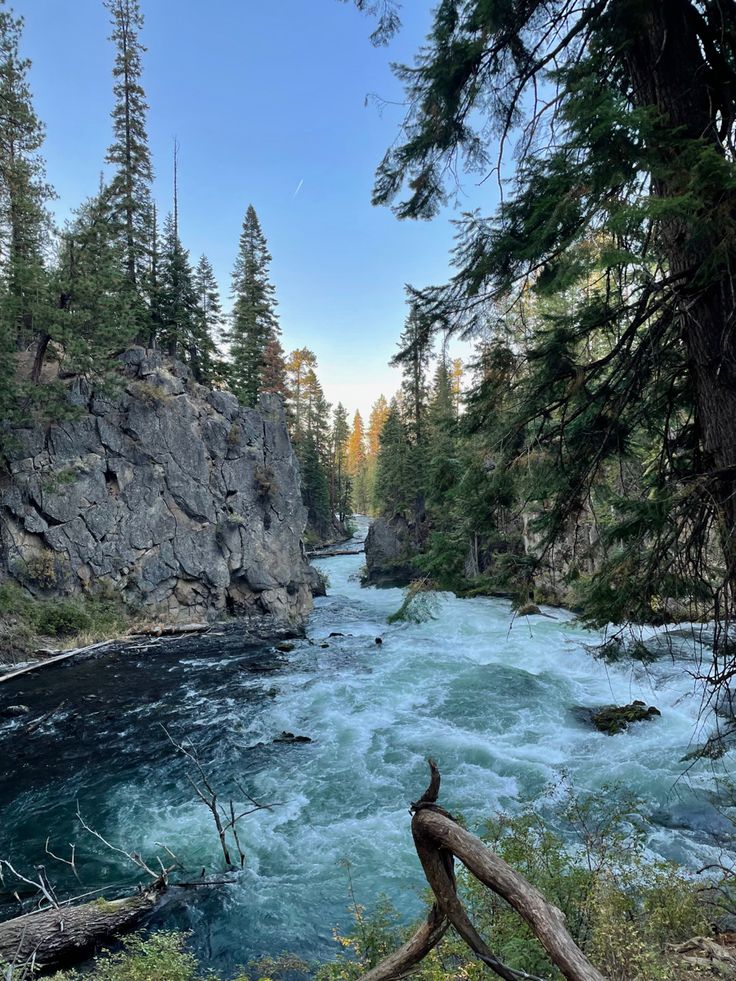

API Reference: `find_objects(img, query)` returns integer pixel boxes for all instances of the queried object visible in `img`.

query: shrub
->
[387,580,439,624]
[33,601,92,637]
[47,932,201,981]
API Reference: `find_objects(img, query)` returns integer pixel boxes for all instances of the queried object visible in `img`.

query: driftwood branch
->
[362,761,606,981]
[162,725,278,870]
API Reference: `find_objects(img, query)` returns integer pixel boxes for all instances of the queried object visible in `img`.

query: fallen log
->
[0,884,164,972]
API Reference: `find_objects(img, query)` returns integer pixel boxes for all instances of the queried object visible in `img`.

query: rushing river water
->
[0,517,732,972]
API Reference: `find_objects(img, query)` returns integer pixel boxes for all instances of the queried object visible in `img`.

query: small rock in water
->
[328,632,345,638]
[320,642,329,649]
[516,602,541,616]
[6,705,31,717]
[591,701,661,735]
[274,731,312,744]
[375,637,383,645]
[276,642,295,653]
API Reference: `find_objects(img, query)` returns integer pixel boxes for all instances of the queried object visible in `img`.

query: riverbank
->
[0,517,731,974]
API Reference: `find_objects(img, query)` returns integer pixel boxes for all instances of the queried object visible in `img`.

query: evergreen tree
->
[367,0,736,684]
[193,254,223,348]
[52,184,135,377]
[393,304,431,444]
[227,204,279,407]
[158,213,197,358]
[104,0,153,338]
[286,347,317,438]
[373,403,413,517]
[346,410,369,514]
[300,431,332,542]
[0,3,53,381]
[330,403,351,524]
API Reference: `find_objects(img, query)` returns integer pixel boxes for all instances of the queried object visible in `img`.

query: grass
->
[0,581,133,664]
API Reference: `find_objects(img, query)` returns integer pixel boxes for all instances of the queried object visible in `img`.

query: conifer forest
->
[2,2,736,980]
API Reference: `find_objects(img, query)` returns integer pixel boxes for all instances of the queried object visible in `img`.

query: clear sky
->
[11,0,493,421]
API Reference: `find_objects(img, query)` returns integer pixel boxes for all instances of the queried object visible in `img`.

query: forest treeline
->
[356,0,736,697]
[0,0,393,544]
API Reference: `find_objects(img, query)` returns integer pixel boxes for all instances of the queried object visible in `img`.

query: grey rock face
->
[0,350,312,627]
[364,515,419,586]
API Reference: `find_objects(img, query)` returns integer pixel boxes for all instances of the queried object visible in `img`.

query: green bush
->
[33,601,93,637]
[47,932,203,981]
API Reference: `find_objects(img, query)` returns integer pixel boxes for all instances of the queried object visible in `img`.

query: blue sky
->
[12,0,493,419]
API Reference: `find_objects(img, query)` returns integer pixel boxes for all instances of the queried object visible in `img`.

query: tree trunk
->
[0,886,162,971]
[620,0,736,600]
[30,332,50,384]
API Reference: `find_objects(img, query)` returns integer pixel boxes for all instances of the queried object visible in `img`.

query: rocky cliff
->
[0,349,313,628]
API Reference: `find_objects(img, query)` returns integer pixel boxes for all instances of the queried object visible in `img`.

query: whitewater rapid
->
[0,517,730,970]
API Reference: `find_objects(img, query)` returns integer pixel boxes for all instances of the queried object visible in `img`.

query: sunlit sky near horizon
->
[12,0,494,420]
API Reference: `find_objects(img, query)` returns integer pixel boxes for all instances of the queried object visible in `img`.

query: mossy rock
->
[592,700,661,735]
[516,602,542,616]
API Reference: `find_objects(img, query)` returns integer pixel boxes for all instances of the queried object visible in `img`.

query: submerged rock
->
[274,731,312,744]
[516,602,542,616]
[5,704,31,717]
[0,349,312,633]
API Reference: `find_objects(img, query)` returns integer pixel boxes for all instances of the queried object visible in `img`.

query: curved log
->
[413,809,606,981]
[360,904,449,981]
[361,761,606,981]
[0,886,163,971]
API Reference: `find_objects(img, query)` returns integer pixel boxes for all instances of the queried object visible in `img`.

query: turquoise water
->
[0,518,730,972]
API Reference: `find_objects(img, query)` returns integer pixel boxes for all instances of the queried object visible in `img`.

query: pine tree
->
[227,204,279,407]
[193,254,223,347]
[369,0,736,681]
[373,403,413,517]
[393,305,431,444]
[158,213,198,364]
[330,403,351,524]
[104,0,153,338]
[286,347,317,438]
[346,410,369,514]
[191,253,223,382]
[52,183,135,377]
[0,3,53,381]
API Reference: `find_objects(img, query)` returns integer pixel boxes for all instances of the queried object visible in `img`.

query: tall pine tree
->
[104,0,152,340]
[0,2,53,384]
[227,205,280,407]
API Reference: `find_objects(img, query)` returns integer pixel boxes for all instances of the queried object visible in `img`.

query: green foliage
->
[104,0,153,336]
[47,932,203,981]
[0,580,130,647]
[387,579,439,624]
[226,205,280,408]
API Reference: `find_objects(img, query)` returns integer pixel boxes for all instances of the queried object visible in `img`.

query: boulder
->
[364,515,420,586]
[589,700,662,734]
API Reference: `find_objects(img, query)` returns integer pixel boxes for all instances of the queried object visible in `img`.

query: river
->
[0,517,731,973]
